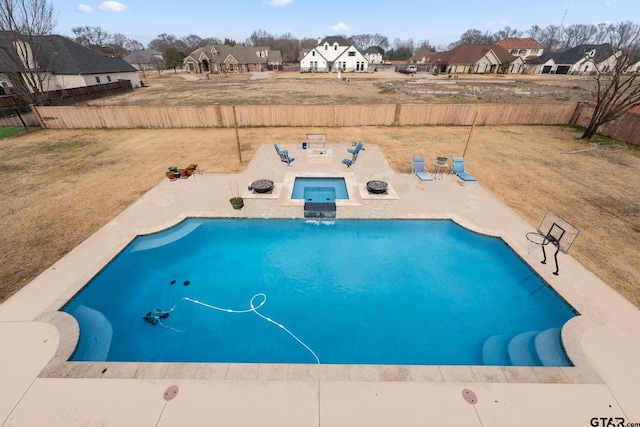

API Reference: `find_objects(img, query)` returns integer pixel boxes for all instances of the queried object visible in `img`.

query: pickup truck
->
[398,65,417,74]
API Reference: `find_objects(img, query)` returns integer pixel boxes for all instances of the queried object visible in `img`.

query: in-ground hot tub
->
[291,177,349,203]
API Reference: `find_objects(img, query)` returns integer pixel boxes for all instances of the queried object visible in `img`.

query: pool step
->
[508,331,541,366]
[482,328,572,367]
[482,334,511,365]
[534,328,571,366]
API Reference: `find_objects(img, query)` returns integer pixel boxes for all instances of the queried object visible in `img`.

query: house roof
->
[123,49,162,65]
[318,36,350,46]
[495,37,544,50]
[536,43,615,65]
[1,32,136,75]
[412,49,434,62]
[184,45,281,65]
[364,46,383,55]
[425,44,517,65]
[30,35,137,74]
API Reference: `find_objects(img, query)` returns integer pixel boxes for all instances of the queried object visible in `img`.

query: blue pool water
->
[291,177,348,202]
[63,219,577,365]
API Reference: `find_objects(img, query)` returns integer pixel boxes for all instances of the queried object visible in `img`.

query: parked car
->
[406,65,417,73]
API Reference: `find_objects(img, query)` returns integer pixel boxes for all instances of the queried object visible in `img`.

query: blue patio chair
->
[452,157,476,181]
[342,148,360,167]
[274,143,295,165]
[348,142,363,155]
[412,157,433,181]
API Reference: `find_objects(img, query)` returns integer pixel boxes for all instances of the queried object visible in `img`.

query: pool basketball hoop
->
[525,210,580,276]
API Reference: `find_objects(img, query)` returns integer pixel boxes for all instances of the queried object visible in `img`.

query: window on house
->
[0,76,8,87]
[531,49,540,54]
[312,51,315,56]
[95,76,101,83]
[325,44,328,50]
[334,44,338,50]
[348,51,355,57]
[189,63,194,71]
[107,75,112,82]
[511,49,518,55]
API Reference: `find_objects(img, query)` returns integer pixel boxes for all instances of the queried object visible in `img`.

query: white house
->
[364,47,384,65]
[300,36,369,72]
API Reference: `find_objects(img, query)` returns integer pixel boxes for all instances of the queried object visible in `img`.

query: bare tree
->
[181,34,204,52]
[110,32,128,57]
[124,38,143,53]
[148,33,188,53]
[494,26,523,41]
[71,25,109,47]
[581,22,640,139]
[247,29,274,47]
[0,0,57,105]
[449,29,496,49]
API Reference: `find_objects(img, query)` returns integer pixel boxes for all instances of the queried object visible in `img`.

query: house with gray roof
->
[421,44,524,74]
[182,45,282,74]
[0,32,140,93]
[123,48,164,72]
[364,46,384,65]
[300,36,369,73]
[531,44,618,74]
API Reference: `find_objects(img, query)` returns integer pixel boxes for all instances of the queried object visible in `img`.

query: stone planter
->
[229,197,244,209]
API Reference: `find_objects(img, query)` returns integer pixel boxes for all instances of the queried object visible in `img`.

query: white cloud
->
[77,3,92,12]
[99,1,127,12]
[267,0,293,5]
[331,22,349,33]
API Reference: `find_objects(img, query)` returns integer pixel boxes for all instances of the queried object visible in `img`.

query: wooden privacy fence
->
[31,103,579,129]
[570,104,640,146]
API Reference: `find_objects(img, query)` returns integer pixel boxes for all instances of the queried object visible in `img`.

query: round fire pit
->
[366,180,388,194]
[251,179,274,193]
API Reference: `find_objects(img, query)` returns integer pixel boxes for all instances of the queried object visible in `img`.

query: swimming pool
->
[291,177,348,203]
[63,219,576,366]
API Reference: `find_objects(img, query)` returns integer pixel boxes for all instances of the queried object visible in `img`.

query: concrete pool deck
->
[1,142,639,426]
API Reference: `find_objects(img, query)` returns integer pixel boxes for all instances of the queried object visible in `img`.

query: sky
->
[50,0,639,49]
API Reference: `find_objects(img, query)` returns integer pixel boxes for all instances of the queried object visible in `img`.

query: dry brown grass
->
[87,71,594,106]
[1,125,638,308]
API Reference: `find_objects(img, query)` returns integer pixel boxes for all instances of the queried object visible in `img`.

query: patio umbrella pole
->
[463,110,478,158]
[232,106,243,163]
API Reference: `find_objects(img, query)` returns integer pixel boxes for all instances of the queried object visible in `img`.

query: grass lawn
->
[0,127,41,139]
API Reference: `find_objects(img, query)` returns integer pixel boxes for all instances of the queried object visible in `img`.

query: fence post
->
[29,105,46,129]
[394,103,402,126]
[232,106,243,163]
[569,102,584,126]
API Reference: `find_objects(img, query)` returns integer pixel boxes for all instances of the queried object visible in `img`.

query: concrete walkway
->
[1,143,639,426]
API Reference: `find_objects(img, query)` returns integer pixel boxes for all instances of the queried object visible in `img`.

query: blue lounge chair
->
[342,148,360,167]
[412,157,433,181]
[274,144,295,165]
[348,142,363,155]
[452,157,476,181]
